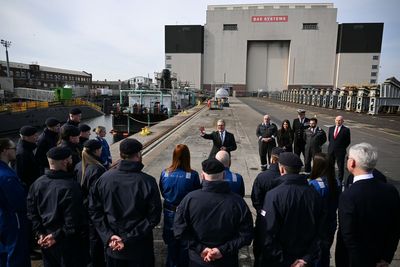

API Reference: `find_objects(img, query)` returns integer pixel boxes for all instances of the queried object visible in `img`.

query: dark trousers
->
[259,142,274,166]
[294,141,306,160]
[163,209,189,267]
[329,152,346,183]
[89,226,106,267]
[335,230,349,267]
[252,215,263,267]
[304,148,314,173]
[42,237,86,267]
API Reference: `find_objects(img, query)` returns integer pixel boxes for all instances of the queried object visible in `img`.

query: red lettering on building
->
[251,16,288,22]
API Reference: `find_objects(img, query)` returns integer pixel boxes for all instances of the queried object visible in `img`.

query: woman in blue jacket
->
[94,126,112,169]
[159,144,201,267]
[308,153,340,267]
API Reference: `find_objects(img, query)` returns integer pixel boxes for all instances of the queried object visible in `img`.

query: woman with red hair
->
[159,144,201,267]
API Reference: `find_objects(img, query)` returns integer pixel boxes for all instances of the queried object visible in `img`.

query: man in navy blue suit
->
[200,119,237,159]
[337,143,400,267]
[328,116,351,183]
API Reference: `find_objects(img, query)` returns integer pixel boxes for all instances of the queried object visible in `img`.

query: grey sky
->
[1,0,399,82]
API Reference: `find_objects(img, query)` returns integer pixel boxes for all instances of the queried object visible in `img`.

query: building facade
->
[165,3,384,96]
[0,61,92,90]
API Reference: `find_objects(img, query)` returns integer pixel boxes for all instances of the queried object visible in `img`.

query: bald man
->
[256,115,277,170]
[215,151,245,197]
[328,116,351,183]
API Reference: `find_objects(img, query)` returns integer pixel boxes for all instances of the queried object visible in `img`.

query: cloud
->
[1,0,399,82]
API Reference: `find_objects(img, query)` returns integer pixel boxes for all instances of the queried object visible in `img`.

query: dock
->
[32,97,400,266]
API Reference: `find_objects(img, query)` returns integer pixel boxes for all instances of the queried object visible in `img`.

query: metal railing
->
[0,98,101,113]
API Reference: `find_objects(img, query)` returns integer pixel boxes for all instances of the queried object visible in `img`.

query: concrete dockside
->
[32,97,400,266]
[108,97,400,267]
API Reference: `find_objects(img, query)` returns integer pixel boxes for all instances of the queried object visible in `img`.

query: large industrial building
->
[165,3,384,96]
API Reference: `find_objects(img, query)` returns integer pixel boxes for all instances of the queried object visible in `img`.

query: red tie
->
[334,127,339,139]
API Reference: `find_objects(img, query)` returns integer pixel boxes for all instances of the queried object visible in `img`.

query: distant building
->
[165,3,384,96]
[91,80,129,96]
[127,76,153,89]
[0,60,92,89]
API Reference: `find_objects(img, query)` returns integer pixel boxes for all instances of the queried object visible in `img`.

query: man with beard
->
[59,125,82,167]
[304,118,326,173]
[78,124,92,147]
[89,138,162,267]
[0,138,31,267]
[65,108,82,127]
[14,125,41,189]
[27,146,88,267]
[36,117,61,175]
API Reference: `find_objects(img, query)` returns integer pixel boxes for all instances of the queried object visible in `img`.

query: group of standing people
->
[256,109,350,184]
[1,104,400,267]
[0,107,113,267]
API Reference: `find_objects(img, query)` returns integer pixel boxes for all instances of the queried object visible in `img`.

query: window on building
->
[372,65,378,70]
[166,55,171,60]
[370,79,376,84]
[371,72,377,77]
[166,64,172,69]
[373,55,379,60]
[223,24,238,31]
[41,73,44,79]
[303,23,318,30]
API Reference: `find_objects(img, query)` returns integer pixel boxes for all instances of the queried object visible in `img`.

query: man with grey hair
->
[337,142,400,267]
[328,115,351,183]
[174,158,253,266]
[199,119,237,159]
[215,150,244,197]
[256,114,277,170]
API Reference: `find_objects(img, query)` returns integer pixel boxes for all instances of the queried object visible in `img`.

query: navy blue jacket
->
[201,131,237,159]
[59,140,82,168]
[95,136,112,168]
[251,163,282,212]
[174,180,253,267]
[27,169,87,241]
[339,178,400,266]
[159,168,200,207]
[36,128,59,174]
[75,160,106,208]
[15,139,41,189]
[89,160,162,261]
[260,174,323,266]
[223,167,245,198]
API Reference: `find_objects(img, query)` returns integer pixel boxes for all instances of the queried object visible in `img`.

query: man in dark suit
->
[328,116,351,183]
[292,109,310,160]
[200,119,237,159]
[304,118,326,173]
[337,143,400,267]
[256,114,277,170]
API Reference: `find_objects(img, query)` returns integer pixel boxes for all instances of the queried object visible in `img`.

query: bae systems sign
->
[251,16,288,22]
